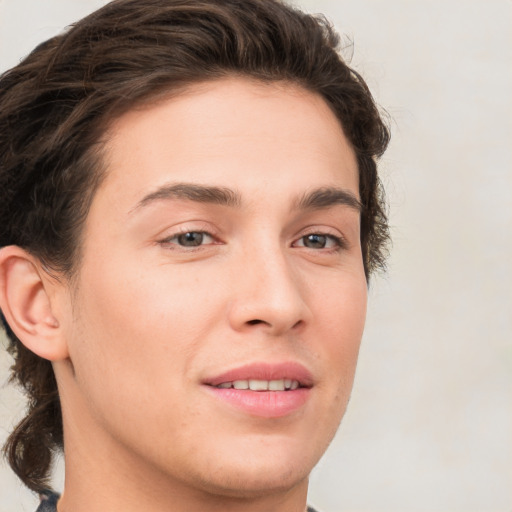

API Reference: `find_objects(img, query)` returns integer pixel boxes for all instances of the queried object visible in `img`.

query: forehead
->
[96,77,359,213]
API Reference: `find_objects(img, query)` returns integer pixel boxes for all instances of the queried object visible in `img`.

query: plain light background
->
[0,1,511,511]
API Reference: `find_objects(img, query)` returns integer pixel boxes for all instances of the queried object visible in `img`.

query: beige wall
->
[1,1,511,511]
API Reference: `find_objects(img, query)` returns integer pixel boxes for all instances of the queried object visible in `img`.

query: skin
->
[0,78,367,512]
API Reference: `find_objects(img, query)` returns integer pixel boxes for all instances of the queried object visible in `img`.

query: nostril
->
[247,319,264,325]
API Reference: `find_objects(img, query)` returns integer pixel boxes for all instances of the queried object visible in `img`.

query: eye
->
[162,231,214,247]
[294,233,344,250]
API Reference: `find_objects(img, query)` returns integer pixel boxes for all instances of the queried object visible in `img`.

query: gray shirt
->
[35,492,59,512]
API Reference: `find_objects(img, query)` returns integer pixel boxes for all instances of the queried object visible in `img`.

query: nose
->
[227,246,311,336]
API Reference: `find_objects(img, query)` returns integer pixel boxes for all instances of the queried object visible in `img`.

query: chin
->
[193,460,311,500]
[183,434,321,499]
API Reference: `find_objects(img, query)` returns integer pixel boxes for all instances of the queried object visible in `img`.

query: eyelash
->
[158,228,347,253]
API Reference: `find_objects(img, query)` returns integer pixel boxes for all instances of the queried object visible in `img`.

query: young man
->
[0,1,390,511]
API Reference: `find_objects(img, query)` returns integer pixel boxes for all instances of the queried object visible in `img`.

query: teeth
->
[249,379,268,391]
[216,379,300,391]
[268,379,285,391]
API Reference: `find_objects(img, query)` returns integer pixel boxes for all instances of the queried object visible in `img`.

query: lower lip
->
[204,386,310,418]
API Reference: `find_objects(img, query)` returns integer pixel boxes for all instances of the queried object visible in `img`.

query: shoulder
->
[35,491,60,512]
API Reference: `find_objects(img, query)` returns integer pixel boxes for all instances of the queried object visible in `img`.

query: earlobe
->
[0,246,69,361]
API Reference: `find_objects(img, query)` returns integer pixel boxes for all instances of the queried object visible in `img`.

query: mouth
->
[202,362,313,418]
[213,379,302,391]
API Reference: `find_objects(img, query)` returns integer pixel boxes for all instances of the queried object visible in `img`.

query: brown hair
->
[0,0,390,494]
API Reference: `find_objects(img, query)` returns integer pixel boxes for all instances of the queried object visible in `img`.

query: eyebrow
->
[294,187,362,213]
[131,183,242,213]
[131,182,361,214]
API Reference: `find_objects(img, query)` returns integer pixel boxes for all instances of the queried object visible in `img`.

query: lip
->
[203,361,314,388]
[202,362,313,418]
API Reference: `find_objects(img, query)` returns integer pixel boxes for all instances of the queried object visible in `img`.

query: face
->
[56,78,367,499]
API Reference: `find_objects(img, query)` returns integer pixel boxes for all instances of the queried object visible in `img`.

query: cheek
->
[67,253,230,397]
[297,273,367,453]
[312,273,367,384]
[318,270,367,333]
[64,265,219,450]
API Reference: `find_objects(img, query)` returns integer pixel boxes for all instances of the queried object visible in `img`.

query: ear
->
[0,245,69,361]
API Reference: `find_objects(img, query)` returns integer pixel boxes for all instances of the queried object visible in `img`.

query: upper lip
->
[203,361,314,388]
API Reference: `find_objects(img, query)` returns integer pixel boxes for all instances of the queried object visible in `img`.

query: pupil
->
[178,232,203,246]
[305,234,326,248]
